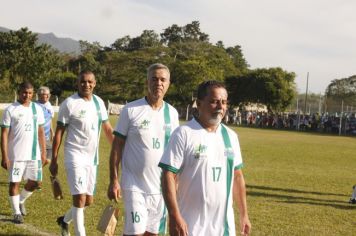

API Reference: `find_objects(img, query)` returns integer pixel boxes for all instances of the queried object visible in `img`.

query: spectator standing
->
[35,86,54,163]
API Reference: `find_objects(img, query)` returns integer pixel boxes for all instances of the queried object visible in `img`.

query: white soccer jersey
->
[159,118,243,236]
[57,93,108,165]
[114,97,179,194]
[1,102,45,161]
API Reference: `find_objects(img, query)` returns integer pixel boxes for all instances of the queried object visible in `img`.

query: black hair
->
[18,81,34,93]
[78,70,95,80]
[196,80,226,100]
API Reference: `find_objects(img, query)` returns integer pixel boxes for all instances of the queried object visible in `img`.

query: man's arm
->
[107,135,125,202]
[49,125,66,177]
[161,170,188,236]
[1,127,10,170]
[102,120,114,144]
[38,125,47,166]
[233,169,251,236]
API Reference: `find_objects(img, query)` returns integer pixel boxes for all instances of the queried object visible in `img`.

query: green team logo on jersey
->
[194,144,208,159]
[139,119,150,129]
[79,110,87,118]
[14,113,24,123]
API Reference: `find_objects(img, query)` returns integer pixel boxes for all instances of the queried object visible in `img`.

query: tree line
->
[0,21,298,112]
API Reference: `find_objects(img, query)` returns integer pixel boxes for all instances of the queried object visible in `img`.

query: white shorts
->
[9,160,43,183]
[65,162,97,195]
[123,190,167,235]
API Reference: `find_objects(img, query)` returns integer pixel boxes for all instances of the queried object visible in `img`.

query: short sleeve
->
[36,105,45,126]
[159,127,186,173]
[170,106,180,132]
[113,105,129,138]
[231,132,243,170]
[1,108,11,128]
[57,99,70,127]
[99,97,109,122]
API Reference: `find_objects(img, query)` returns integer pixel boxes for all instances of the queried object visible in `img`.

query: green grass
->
[1,115,356,235]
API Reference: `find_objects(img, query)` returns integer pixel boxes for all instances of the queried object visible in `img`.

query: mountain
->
[0,26,81,55]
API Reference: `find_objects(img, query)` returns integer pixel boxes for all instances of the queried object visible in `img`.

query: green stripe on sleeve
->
[113,131,126,139]
[56,121,67,127]
[158,162,179,174]
[234,163,244,170]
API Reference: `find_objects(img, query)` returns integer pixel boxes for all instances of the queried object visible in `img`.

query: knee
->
[85,197,94,207]
[25,180,41,191]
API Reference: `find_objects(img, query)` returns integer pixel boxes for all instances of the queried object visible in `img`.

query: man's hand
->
[107,180,121,202]
[169,214,188,236]
[1,157,9,170]
[42,159,49,167]
[240,216,251,236]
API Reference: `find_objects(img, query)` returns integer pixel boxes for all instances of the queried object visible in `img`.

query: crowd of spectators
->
[224,109,356,135]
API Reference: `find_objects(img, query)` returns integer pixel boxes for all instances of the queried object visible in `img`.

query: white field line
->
[0,214,57,236]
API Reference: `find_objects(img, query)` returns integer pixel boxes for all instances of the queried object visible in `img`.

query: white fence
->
[0,103,59,112]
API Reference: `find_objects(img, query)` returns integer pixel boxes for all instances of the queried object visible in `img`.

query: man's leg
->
[9,182,24,223]
[72,194,93,236]
[9,182,21,214]
[19,179,39,215]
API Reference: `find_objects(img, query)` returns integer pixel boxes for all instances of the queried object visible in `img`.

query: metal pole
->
[297,99,300,131]
[304,72,309,115]
[186,104,190,121]
[339,100,343,136]
[318,93,322,114]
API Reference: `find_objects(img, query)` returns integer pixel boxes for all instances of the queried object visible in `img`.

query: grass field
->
[1,114,356,235]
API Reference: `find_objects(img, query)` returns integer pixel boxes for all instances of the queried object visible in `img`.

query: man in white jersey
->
[35,86,54,163]
[107,63,179,235]
[50,71,113,236]
[159,80,251,236]
[1,82,46,224]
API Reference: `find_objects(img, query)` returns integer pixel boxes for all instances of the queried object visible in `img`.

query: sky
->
[1,0,356,94]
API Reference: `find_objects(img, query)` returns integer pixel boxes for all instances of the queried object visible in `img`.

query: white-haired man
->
[107,63,179,235]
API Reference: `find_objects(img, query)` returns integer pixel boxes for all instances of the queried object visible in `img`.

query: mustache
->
[214,110,224,115]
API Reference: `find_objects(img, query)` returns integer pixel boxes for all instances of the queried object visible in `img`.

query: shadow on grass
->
[275,200,356,210]
[247,184,347,197]
[0,234,31,236]
[248,187,356,210]
[0,217,13,223]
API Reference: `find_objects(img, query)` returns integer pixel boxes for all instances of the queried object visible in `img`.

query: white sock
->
[20,189,33,204]
[63,208,73,224]
[64,206,87,224]
[9,195,21,215]
[72,207,86,236]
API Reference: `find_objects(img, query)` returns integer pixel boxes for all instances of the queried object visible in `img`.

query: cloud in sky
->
[1,0,355,93]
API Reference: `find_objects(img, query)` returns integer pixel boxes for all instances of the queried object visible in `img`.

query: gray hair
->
[37,86,50,95]
[147,63,170,80]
